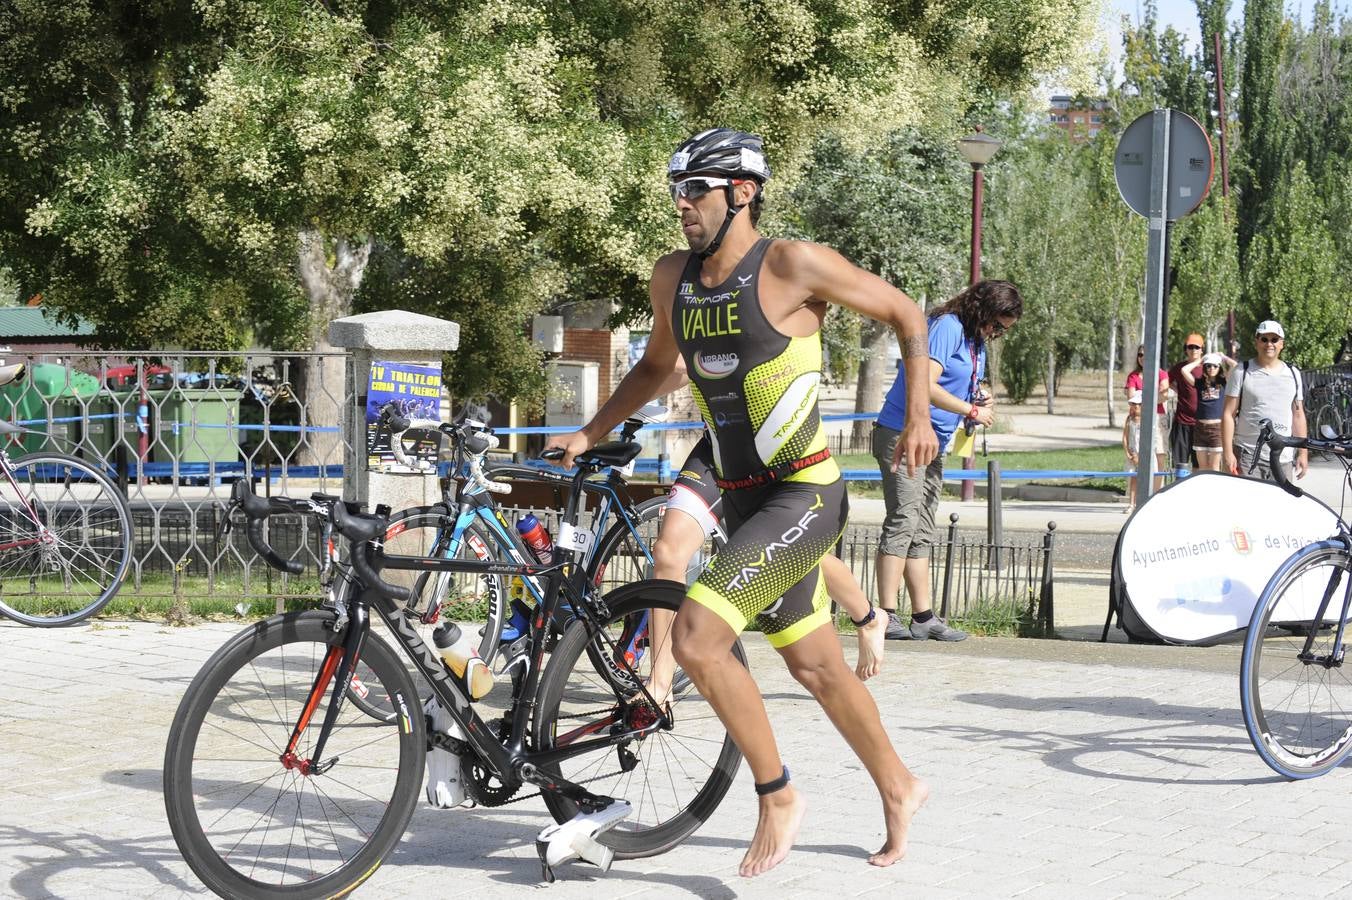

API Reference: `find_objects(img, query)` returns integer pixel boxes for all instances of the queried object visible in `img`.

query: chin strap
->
[698,183,746,259]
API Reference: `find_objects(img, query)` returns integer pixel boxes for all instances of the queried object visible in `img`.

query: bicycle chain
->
[427,710,632,807]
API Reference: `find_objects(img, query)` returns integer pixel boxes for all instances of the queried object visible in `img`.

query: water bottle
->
[432,622,494,700]
[516,514,555,565]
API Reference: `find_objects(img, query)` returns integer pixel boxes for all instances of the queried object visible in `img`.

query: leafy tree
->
[1245,161,1348,367]
[1235,0,1290,266]
[1170,194,1241,350]
[2,0,1105,414]
[987,135,1099,409]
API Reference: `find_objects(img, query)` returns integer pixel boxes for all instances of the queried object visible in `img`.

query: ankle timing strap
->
[850,606,877,628]
[754,765,791,796]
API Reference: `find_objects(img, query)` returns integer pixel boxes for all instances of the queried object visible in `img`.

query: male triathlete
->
[548,128,937,876]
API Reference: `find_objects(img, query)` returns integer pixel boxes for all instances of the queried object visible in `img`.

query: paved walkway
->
[4,619,1350,898]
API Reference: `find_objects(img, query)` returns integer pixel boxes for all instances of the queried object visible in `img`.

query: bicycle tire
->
[164,611,424,899]
[1241,541,1352,779]
[533,580,743,858]
[1313,403,1345,444]
[0,452,133,627]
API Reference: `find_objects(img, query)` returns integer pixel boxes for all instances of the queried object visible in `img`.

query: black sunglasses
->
[1185,344,1202,350]
[1257,335,1282,344]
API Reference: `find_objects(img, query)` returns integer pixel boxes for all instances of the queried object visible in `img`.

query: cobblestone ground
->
[3,619,1350,899]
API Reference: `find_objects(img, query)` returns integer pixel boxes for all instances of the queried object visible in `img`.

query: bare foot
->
[854,612,886,681]
[868,775,929,867]
[739,786,806,877]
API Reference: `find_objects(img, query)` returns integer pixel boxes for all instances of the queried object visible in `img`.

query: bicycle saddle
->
[577,440,642,468]
[0,363,24,388]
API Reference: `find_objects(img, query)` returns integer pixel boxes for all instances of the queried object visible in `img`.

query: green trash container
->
[157,387,244,469]
[0,363,102,456]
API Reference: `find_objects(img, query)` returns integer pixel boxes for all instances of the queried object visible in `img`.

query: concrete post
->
[329,310,460,510]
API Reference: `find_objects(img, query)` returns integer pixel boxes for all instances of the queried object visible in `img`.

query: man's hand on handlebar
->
[544,430,592,470]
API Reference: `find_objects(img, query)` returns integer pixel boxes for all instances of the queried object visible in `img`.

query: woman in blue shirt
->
[872,280,1023,641]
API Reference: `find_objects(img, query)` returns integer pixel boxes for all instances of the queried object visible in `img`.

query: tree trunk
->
[1106,313,1118,428]
[1045,349,1056,415]
[852,319,890,446]
[295,230,373,475]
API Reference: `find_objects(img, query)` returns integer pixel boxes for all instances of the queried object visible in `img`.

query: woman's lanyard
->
[966,339,981,402]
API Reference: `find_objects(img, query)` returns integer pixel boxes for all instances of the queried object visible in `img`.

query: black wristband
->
[850,606,877,628]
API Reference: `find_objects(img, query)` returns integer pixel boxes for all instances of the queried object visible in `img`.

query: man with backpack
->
[1222,320,1309,482]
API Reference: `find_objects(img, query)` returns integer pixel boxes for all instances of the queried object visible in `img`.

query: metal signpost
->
[1114,109,1214,502]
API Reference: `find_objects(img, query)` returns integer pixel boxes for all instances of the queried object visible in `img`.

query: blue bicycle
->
[344,404,697,724]
[1240,420,1352,778]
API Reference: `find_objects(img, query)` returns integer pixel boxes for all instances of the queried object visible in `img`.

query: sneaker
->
[883,610,911,641]
[910,616,968,642]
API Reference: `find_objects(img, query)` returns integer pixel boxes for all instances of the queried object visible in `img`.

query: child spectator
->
[1123,390,1143,513]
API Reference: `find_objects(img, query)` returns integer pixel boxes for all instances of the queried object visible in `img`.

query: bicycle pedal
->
[534,800,631,879]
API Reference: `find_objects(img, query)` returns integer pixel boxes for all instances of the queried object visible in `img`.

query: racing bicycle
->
[1239,419,1352,778]
[163,443,743,898]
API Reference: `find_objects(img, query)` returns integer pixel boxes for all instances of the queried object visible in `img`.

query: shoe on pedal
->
[424,697,470,809]
[883,610,911,641]
[909,616,968,642]
[535,800,632,882]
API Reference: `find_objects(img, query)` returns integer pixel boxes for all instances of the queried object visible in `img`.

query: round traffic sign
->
[1114,110,1215,220]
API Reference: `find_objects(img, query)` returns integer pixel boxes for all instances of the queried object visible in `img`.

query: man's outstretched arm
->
[773,241,937,476]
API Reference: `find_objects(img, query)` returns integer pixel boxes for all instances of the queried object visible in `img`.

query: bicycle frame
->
[303,463,665,812]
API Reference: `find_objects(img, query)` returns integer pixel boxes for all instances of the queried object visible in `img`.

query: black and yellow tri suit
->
[671,237,847,647]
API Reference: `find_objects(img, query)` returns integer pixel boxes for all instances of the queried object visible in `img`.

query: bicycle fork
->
[1299,541,1352,668]
[281,603,371,776]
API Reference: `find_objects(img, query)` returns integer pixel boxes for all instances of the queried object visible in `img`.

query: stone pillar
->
[329,310,459,510]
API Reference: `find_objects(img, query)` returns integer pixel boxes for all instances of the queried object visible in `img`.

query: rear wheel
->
[1241,543,1352,778]
[533,580,742,858]
[0,452,133,627]
[163,611,424,898]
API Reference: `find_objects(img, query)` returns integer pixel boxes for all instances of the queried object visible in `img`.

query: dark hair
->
[927,280,1023,342]
[1197,365,1225,391]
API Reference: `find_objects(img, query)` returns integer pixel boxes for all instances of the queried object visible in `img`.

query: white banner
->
[1117,471,1341,643]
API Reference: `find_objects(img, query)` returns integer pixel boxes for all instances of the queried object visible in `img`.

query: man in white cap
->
[1221,320,1308,482]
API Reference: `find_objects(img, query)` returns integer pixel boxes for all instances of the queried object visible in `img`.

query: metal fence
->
[0,350,351,597]
[2,349,1057,629]
[833,514,1057,635]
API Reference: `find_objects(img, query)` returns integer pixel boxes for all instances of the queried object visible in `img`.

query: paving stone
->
[2,619,1348,899]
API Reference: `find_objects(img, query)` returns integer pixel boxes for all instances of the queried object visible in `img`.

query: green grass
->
[839,445,1128,497]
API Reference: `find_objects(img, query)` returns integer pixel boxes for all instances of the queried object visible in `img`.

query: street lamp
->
[957,126,1001,501]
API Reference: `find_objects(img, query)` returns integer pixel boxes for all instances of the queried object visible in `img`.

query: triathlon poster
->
[365,360,443,470]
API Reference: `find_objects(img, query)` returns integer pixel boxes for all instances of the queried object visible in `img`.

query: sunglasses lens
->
[670,179,720,202]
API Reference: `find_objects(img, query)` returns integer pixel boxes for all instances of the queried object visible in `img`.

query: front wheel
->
[533,580,743,858]
[1241,542,1352,779]
[0,452,133,627]
[164,611,425,898]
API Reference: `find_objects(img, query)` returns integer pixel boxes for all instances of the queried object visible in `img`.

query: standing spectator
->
[1168,333,1205,473]
[1122,390,1143,513]
[873,279,1022,641]
[1222,320,1308,482]
[1182,352,1234,472]
[1125,344,1169,492]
